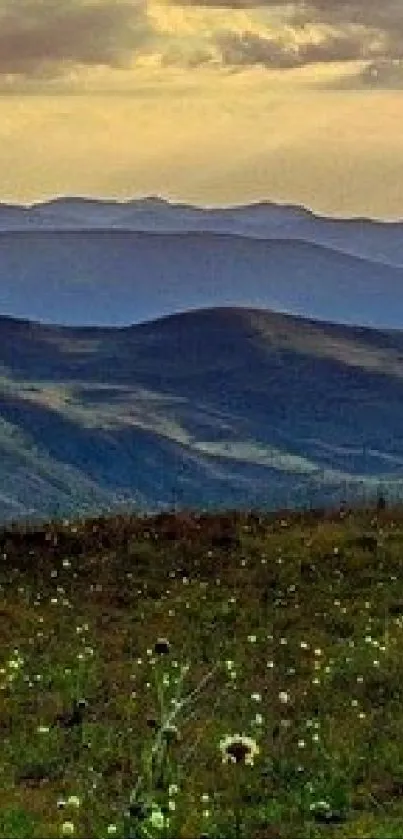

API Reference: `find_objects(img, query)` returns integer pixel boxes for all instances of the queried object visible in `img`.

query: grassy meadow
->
[2,502,403,837]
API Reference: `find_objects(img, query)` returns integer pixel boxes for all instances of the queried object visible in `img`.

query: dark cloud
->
[0,0,151,78]
[291,1,403,44]
[175,0,402,30]
[173,0,403,75]
[295,1,403,68]
[161,46,215,68]
[215,27,375,69]
[216,32,296,68]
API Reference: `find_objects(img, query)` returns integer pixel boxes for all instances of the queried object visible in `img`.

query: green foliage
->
[0,807,38,839]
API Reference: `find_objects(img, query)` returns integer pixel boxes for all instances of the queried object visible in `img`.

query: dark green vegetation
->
[2,502,403,837]
[1,306,403,523]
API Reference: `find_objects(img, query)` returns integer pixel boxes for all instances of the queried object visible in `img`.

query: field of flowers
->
[1,503,403,837]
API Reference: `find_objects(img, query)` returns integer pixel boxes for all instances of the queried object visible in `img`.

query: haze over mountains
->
[0,197,402,329]
[3,197,403,269]
[1,198,402,523]
[0,305,403,524]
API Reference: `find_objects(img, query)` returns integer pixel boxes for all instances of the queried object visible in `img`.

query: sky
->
[1,0,403,218]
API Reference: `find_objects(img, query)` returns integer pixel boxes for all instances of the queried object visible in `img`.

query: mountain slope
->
[0,231,402,328]
[1,306,403,523]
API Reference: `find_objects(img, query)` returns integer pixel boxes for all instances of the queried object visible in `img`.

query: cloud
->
[161,45,214,66]
[167,0,403,77]
[174,0,402,31]
[291,1,403,45]
[215,27,376,69]
[0,0,151,78]
[291,1,403,80]
[2,0,402,87]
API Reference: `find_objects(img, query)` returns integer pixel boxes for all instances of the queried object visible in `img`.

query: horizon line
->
[1,193,402,225]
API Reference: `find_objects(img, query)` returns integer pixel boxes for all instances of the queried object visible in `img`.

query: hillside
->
[0,231,403,328]
[1,306,403,523]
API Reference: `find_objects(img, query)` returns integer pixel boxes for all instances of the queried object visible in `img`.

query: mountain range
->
[3,196,403,268]
[1,305,403,524]
[0,197,403,328]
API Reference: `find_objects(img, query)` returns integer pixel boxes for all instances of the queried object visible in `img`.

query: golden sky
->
[2,0,403,218]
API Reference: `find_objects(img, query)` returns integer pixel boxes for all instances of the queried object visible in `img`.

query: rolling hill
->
[1,305,403,523]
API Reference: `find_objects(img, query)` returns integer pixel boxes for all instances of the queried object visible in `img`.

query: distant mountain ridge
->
[0,305,403,524]
[2,195,403,266]
[0,229,403,329]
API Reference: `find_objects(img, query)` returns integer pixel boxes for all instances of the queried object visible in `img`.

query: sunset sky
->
[1,0,403,218]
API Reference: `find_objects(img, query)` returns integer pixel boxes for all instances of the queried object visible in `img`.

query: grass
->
[1,501,403,836]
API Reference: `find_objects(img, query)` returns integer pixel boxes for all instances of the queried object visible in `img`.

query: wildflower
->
[61,823,75,836]
[107,826,118,835]
[66,796,80,809]
[219,734,260,766]
[150,805,165,830]
[279,691,290,704]
[310,800,331,813]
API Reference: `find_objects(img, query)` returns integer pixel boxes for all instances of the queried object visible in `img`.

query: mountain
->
[1,305,403,524]
[2,196,403,267]
[0,230,403,328]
